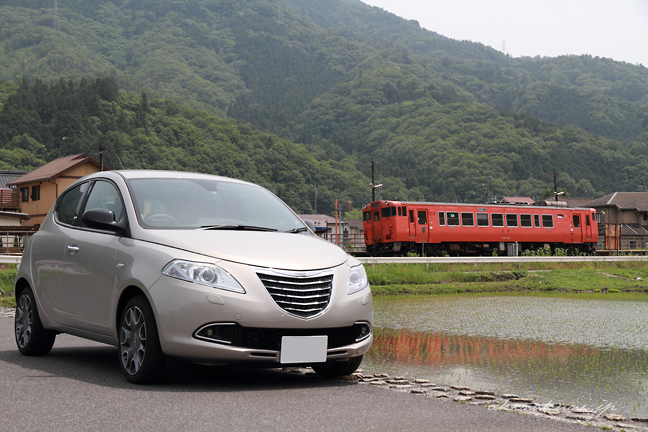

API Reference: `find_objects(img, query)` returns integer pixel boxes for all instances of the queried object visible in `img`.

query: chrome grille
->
[256,269,334,318]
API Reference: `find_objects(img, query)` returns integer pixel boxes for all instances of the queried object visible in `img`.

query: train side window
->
[492,213,503,227]
[417,210,427,225]
[557,214,564,219]
[520,214,532,227]
[461,212,474,226]
[586,215,590,226]
[477,213,489,227]
[506,214,518,227]
[374,212,380,221]
[447,212,459,226]
[398,207,401,216]
[534,214,540,227]
[402,206,407,216]
[439,212,445,226]
[542,214,553,228]
[573,215,580,227]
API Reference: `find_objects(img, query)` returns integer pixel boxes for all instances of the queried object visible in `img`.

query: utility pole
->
[553,172,558,201]
[368,161,382,202]
[97,143,107,171]
[314,184,317,213]
[484,175,493,203]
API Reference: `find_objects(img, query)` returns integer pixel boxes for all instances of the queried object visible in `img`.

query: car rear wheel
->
[119,296,166,384]
[312,355,363,378]
[15,287,56,356]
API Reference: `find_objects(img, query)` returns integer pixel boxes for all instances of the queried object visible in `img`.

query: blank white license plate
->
[280,336,328,364]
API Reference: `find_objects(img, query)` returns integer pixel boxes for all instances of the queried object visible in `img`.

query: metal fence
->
[0,230,35,255]
[317,233,365,253]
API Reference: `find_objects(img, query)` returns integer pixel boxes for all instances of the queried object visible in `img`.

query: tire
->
[15,286,56,356]
[312,355,363,378]
[118,296,166,384]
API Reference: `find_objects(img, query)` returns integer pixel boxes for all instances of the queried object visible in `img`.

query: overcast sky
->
[360,0,648,67]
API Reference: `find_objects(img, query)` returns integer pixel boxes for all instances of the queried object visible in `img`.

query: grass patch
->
[0,264,16,307]
[366,262,648,296]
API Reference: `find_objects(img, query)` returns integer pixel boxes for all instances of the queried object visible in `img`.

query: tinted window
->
[586,215,590,227]
[80,181,124,226]
[492,213,503,227]
[461,212,474,226]
[417,210,427,225]
[477,213,489,227]
[438,212,445,226]
[520,214,532,227]
[381,207,396,218]
[402,206,406,216]
[447,212,459,226]
[56,183,88,226]
[363,211,370,222]
[409,210,414,223]
[506,214,518,227]
[374,212,380,221]
[542,215,553,228]
[534,214,540,228]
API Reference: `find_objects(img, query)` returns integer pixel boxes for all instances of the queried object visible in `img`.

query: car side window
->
[79,180,124,227]
[56,182,89,226]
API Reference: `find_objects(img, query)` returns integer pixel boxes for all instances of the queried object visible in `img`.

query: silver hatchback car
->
[14,170,372,383]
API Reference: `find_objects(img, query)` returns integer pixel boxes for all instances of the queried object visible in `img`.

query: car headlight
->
[347,264,368,295]
[162,260,246,294]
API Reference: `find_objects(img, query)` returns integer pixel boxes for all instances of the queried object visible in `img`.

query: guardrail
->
[358,255,648,265]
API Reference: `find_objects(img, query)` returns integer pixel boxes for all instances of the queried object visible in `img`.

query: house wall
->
[18,163,100,226]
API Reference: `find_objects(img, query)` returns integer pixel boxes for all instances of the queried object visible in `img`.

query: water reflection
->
[364,295,648,418]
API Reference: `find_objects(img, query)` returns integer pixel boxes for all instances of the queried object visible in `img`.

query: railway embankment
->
[366,261,648,297]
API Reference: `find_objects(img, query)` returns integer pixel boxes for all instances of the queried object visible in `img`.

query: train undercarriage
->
[366,241,595,257]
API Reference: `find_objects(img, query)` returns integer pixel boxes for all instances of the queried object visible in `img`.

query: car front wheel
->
[312,355,363,378]
[119,296,166,384]
[15,287,56,356]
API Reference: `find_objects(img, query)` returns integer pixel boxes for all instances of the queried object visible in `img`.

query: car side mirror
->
[82,209,127,236]
[303,219,316,233]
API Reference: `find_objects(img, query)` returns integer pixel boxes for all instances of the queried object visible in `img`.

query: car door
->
[31,181,92,325]
[64,179,125,335]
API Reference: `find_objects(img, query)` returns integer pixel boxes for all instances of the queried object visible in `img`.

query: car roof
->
[84,170,254,186]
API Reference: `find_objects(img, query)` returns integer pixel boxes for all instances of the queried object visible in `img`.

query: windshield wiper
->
[285,227,308,233]
[200,225,278,232]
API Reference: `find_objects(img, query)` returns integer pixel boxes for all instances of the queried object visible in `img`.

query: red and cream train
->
[362,200,598,256]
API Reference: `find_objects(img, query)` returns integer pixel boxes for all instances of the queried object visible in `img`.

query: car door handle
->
[66,245,79,252]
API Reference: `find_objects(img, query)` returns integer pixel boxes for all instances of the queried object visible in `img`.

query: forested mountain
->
[0,0,648,210]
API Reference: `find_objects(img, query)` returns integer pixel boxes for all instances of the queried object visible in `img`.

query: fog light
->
[194,323,237,344]
[355,322,371,342]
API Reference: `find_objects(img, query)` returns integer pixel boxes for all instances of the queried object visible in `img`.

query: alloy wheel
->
[15,293,33,348]
[120,306,147,375]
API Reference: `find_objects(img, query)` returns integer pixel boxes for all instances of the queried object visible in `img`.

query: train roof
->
[363,200,595,212]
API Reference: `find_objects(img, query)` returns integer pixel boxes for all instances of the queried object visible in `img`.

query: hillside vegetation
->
[0,0,647,210]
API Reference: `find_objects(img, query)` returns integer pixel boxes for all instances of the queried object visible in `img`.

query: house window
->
[596,213,601,224]
[20,187,29,202]
[31,185,40,201]
[630,240,637,249]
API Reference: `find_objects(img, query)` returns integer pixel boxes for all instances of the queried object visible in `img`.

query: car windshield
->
[127,177,305,231]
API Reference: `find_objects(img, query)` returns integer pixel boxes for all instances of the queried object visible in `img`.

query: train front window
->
[447,212,459,226]
[492,213,503,227]
[374,212,380,221]
[381,206,397,218]
[477,213,488,227]
[461,212,474,226]
[363,211,371,221]
[542,214,553,228]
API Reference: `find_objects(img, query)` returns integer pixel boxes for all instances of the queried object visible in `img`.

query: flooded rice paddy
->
[362,294,648,419]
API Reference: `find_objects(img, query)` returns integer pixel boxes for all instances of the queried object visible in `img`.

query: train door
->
[408,208,416,240]
[572,213,583,243]
[415,209,428,244]
[372,208,382,243]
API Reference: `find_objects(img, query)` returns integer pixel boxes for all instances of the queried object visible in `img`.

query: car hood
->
[136,230,349,270]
